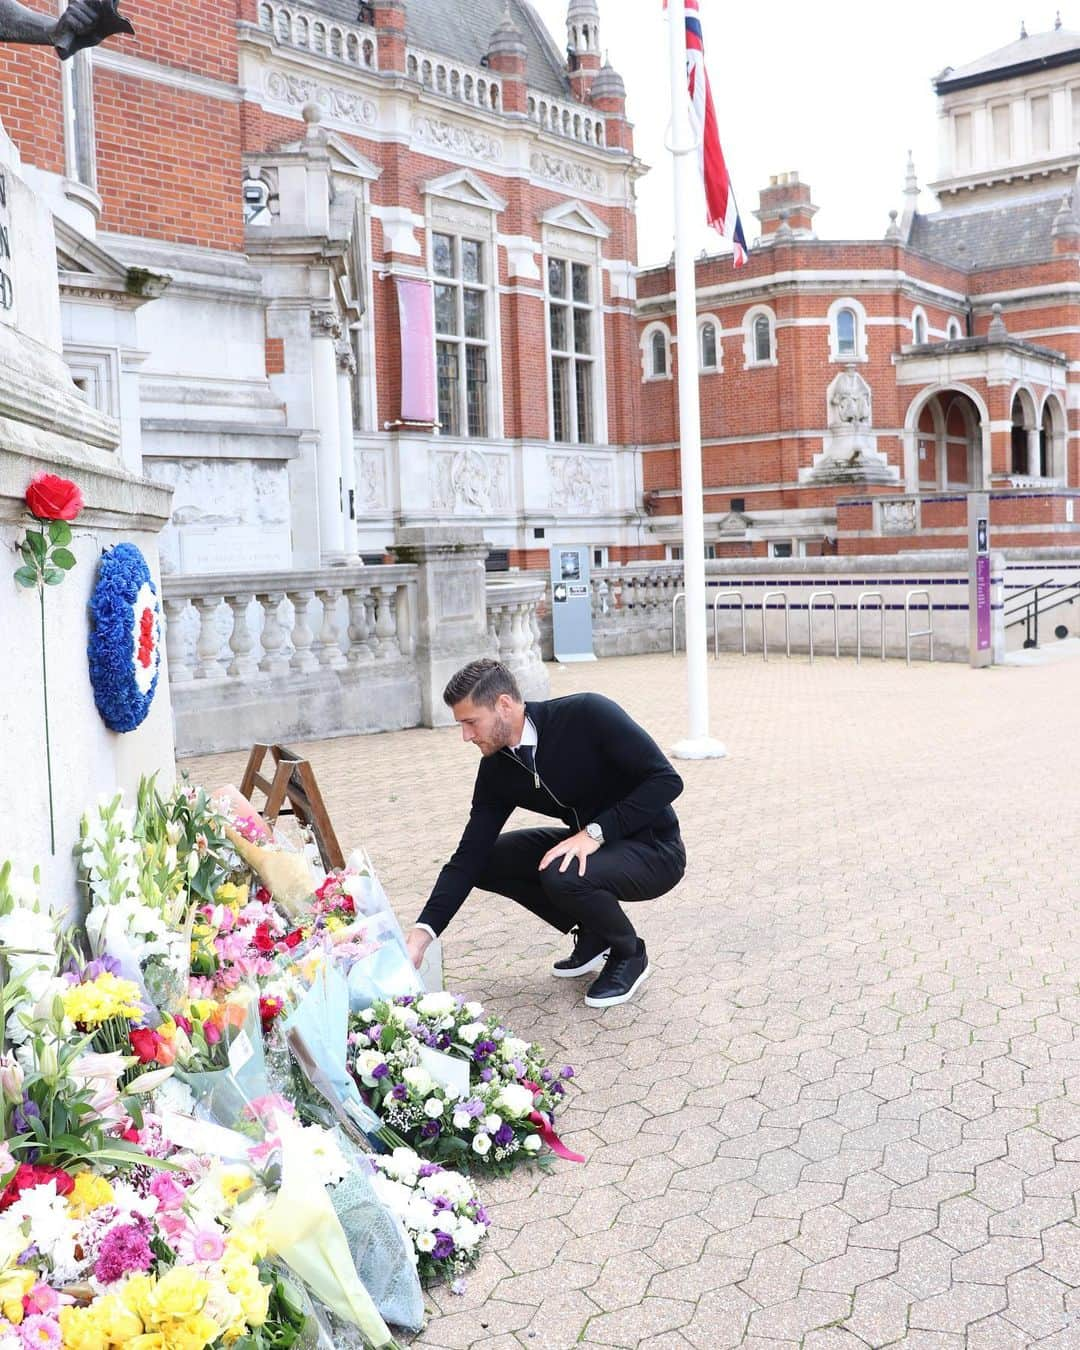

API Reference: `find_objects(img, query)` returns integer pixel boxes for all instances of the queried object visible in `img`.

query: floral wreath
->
[87,543,162,732]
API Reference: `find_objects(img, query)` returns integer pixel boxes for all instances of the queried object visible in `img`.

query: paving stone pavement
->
[183,652,1080,1349]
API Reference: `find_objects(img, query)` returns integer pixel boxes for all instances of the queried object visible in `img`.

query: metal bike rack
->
[807,591,839,664]
[710,589,746,658]
[856,590,886,664]
[760,590,790,661]
[904,588,935,664]
[671,591,685,656]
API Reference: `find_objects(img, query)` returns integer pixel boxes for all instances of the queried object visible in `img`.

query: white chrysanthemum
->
[416,1232,436,1253]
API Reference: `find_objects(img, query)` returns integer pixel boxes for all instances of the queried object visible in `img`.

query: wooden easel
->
[239,743,345,871]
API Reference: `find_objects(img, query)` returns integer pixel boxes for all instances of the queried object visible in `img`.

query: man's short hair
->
[443,659,522,709]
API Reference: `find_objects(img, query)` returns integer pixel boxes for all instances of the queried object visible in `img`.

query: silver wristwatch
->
[585,822,604,844]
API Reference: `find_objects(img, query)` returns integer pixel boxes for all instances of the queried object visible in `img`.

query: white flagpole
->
[667,0,727,761]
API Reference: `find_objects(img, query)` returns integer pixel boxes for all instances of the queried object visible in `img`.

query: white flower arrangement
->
[368,1147,490,1284]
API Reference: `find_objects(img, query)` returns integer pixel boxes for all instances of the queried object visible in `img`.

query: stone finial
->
[988,303,1008,340]
[904,150,918,197]
[1056,10,1063,28]
[301,101,325,143]
[1020,19,1028,38]
[885,209,901,241]
[1052,189,1080,235]
[488,0,526,58]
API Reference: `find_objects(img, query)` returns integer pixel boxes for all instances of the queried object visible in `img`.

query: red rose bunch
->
[0,1163,75,1212]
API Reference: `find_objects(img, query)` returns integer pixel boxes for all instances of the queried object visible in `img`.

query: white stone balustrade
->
[406,48,501,110]
[486,575,546,692]
[258,0,377,69]
[162,562,549,753]
[527,93,605,146]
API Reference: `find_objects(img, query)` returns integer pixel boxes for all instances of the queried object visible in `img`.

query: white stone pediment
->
[539,199,610,239]
[54,218,169,305]
[422,168,506,213]
[323,133,380,182]
[717,511,750,534]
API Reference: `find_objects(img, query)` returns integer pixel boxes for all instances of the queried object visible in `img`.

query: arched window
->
[699,321,718,370]
[754,315,772,362]
[912,311,927,344]
[651,330,668,377]
[836,307,856,356]
[947,318,962,341]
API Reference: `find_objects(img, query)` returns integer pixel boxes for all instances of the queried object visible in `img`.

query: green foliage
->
[12,522,79,590]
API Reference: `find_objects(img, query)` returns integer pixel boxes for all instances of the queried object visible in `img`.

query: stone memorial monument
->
[800,363,900,485]
[1,13,174,907]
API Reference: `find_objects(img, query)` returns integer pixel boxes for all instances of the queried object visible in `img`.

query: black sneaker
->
[552,926,610,978]
[584,940,651,1008]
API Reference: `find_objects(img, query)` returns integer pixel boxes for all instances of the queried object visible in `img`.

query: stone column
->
[336,339,359,556]
[389,526,491,727]
[310,309,346,559]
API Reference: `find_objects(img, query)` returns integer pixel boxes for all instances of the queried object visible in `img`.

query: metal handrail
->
[1003,577,1080,648]
[761,590,790,662]
[856,591,886,663]
[671,591,685,656]
[807,591,839,664]
[710,589,746,657]
[905,589,934,664]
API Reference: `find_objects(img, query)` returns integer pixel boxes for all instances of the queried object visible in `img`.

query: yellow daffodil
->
[61,972,144,1027]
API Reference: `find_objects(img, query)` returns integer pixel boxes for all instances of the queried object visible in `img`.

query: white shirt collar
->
[510,715,537,751]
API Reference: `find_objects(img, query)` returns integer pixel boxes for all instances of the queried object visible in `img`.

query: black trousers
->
[476,826,686,958]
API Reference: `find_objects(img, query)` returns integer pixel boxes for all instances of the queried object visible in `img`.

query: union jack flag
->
[665,0,748,266]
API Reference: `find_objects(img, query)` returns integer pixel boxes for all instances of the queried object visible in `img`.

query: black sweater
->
[417,692,684,935]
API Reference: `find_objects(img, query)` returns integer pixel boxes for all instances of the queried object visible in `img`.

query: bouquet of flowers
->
[348,993,577,1174]
[368,1147,489,1286]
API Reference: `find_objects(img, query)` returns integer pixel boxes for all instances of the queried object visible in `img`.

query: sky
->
[528,0,1070,268]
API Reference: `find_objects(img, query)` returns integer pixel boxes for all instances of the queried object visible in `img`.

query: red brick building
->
[636,22,1080,558]
[2,0,645,574]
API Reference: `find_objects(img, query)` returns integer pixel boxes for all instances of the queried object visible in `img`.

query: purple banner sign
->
[976,552,991,650]
[395,277,436,423]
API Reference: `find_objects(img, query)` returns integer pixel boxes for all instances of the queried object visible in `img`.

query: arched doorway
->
[1010,388,1038,476]
[1039,394,1067,482]
[913,389,984,489]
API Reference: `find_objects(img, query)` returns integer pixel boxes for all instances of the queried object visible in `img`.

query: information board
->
[549,545,596,662]
[968,493,992,668]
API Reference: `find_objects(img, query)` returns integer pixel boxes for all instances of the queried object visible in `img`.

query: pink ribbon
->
[528,1109,585,1163]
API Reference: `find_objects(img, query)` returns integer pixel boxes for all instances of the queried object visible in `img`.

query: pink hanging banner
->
[395,276,436,424]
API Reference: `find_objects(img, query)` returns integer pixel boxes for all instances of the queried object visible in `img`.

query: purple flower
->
[473,1040,497,1062]
[371,1063,389,1080]
[367,1025,383,1042]
[474,1205,490,1226]
[510,1058,525,1077]
[480,1067,494,1083]
[418,1162,443,1178]
[432,1230,456,1260]
[12,1097,40,1135]
[16,1243,39,1266]
[436,1033,452,1051]
[540,1068,553,1083]
[463,1098,485,1118]
[561,1066,575,1079]
[551,1082,565,1096]
[453,994,466,1008]
[95,1223,154,1284]
[391,1083,408,1100]
[494,1123,514,1146]
[433,1195,452,1212]
[420,1120,441,1139]
[398,996,415,1007]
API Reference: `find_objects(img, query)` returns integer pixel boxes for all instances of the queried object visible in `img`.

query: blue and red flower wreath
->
[87,543,162,732]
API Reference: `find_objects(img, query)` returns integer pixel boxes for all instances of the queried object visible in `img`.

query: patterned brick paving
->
[184,652,1080,1349]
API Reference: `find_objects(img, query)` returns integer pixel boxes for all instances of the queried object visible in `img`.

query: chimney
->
[754,171,818,240]
[372,0,406,74]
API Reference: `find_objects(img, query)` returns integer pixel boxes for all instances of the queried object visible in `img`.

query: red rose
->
[0,1164,74,1211]
[130,1028,162,1064]
[252,922,276,954]
[25,474,83,522]
[120,1127,141,1143]
[281,928,303,950]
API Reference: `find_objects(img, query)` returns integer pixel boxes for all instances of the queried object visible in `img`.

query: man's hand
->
[51,0,101,45]
[406,926,433,970]
[539,829,600,878]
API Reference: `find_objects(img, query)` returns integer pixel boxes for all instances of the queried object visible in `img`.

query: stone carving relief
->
[432,448,510,513]
[413,117,502,162]
[880,498,919,534]
[547,453,613,512]
[828,363,872,429]
[264,70,376,125]
[530,152,605,195]
[358,450,385,509]
[311,309,342,339]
